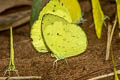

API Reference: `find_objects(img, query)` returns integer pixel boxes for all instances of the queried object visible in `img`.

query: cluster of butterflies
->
[30,0,87,61]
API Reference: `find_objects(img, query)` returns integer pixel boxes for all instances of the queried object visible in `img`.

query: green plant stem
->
[111,48,119,80]
[9,27,15,71]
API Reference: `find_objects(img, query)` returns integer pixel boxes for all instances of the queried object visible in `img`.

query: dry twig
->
[88,70,120,80]
[0,76,41,80]
[106,16,117,60]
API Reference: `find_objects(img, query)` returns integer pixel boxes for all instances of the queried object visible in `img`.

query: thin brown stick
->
[88,70,120,80]
[89,23,94,28]
[106,15,117,60]
[106,23,112,60]
[15,39,31,45]
[0,76,41,80]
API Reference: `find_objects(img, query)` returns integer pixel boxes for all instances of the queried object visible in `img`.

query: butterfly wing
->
[41,14,87,59]
[60,0,82,24]
[31,0,72,53]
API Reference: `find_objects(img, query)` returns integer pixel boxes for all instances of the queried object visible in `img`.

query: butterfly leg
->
[53,59,60,69]
[64,59,69,65]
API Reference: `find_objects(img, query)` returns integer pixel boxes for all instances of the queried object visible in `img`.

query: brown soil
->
[0,0,120,80]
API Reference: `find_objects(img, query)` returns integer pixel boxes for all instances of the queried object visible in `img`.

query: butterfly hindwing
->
[41,14,87,59]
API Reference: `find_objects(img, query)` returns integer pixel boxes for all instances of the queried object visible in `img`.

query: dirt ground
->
[0,0,120,80]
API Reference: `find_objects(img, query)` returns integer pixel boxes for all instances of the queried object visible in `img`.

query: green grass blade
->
[91,0,105,39]
[111,48,119,80]
[9,27,15,71]
[30,0,50,26]
[114,68,119,80]
[116,0,120,28]
[30,0,43,26]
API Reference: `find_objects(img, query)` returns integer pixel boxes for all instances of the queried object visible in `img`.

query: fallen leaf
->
[0,0,32,31]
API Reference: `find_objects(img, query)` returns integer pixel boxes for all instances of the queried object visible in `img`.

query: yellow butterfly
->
[60,0,82,24]
[42,14,87,60]
[31,0,72,53]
